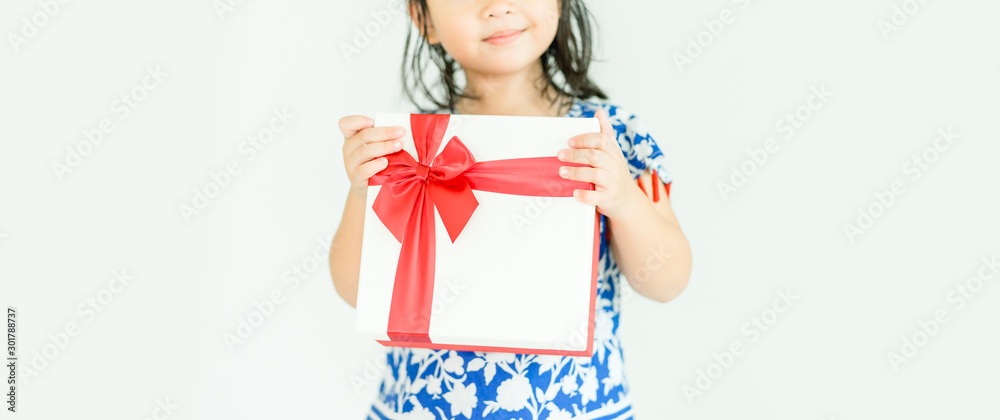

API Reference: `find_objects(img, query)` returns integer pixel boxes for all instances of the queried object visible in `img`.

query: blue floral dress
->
[366,97,673,420]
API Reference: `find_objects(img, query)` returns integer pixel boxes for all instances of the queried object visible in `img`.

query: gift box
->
[354,112,601,356]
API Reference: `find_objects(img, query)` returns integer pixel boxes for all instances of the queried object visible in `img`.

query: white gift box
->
[354,112,601,356]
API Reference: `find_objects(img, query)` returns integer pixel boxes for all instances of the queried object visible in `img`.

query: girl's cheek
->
[533,4,561,36]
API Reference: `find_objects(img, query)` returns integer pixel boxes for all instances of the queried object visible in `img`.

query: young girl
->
[331,0,692,418]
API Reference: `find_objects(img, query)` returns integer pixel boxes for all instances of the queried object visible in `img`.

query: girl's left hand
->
[557,109,643,219]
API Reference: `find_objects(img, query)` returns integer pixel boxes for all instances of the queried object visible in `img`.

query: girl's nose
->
[482,0,516,19]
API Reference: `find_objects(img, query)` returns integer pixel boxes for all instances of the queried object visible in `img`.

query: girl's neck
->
[455,62,573,118]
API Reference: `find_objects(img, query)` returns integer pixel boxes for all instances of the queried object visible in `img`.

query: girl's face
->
[416,0,561,75]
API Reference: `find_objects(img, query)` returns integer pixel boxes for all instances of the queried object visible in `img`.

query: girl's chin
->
[465,54,541,74]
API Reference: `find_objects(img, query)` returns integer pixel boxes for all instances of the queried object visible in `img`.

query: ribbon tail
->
[428,180,478,243]
[385,185,435,344]
[465,156,592,197]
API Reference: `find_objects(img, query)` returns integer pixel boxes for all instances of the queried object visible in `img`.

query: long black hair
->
[402,0,608,113]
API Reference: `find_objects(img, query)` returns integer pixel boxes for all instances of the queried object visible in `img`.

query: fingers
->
[568,112,618,155]
[340,118,408,189]
[595,109,614,138]
[354,154,391,181]
[360,126,406,143]
[559,165,607,186]
[339,115,374,139]
[572,188,601,206]
[557,147,608,167]
[347,138,404,171]
[345,126,406,155]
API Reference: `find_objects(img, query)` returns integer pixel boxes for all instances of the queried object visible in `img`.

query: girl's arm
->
[607,170,692,303]
[329,189,366,309]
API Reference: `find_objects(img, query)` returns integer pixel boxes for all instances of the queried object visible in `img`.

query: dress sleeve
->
[606,106,673,188]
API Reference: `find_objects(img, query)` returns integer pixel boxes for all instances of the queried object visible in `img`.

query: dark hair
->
[402,0,608,113]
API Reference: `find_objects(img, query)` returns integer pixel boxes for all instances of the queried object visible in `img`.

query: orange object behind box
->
[354,112,601,356]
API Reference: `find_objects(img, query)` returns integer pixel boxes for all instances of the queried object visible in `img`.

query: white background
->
[1,0,998,419]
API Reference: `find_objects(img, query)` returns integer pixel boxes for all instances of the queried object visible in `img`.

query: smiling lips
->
[483,29,524,45]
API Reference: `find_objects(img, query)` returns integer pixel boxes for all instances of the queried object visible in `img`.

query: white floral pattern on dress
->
[368,98,671,420]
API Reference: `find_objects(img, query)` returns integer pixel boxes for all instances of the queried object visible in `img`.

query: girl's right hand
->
[338,115,406,197]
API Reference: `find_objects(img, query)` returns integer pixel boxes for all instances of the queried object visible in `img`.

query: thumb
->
[595,109,614,138]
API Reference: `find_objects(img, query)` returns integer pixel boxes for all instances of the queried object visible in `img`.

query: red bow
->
[368,114,592,343]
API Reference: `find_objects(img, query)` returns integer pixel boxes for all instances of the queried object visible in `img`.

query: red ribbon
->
[368,114,593,343]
